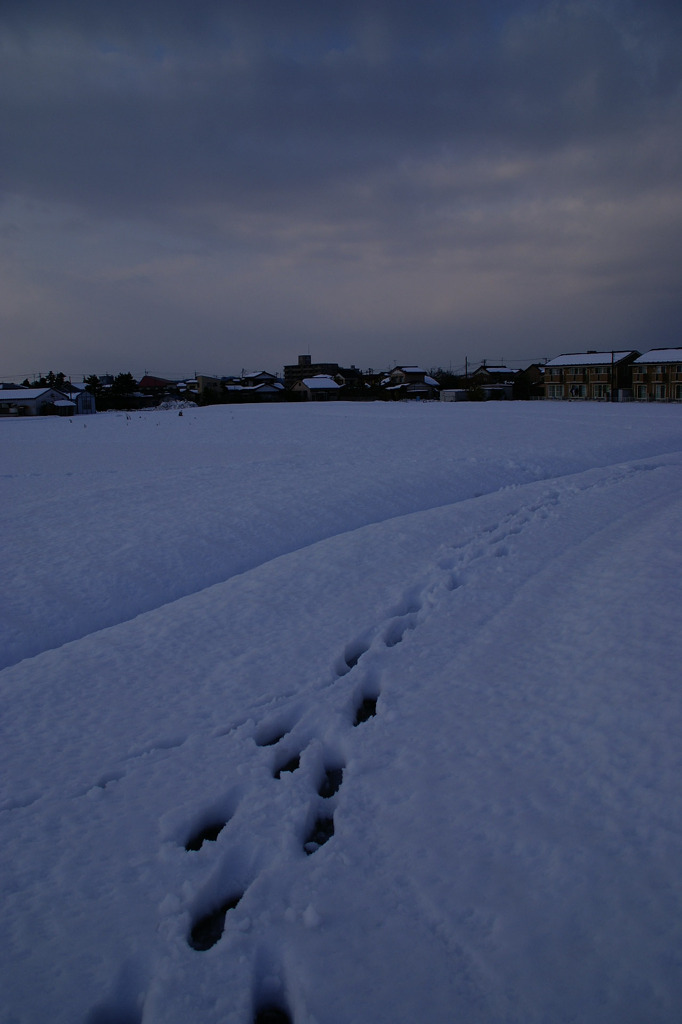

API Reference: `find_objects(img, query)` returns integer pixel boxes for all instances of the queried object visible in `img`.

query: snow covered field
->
[1,400,681,1024]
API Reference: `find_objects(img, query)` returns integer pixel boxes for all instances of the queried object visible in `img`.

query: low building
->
[0,388,75,416]
[632,349,682,402]
[469,363,520,382]
[543,351,639,400]
[382,366,440,400]
[138,375,176,391]
[242,371,280,387]
[240,381,285,402]
[194,375,225,398]
[291,375,343,401]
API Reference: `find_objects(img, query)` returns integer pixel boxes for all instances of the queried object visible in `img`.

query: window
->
[676,384,682,401]
[635,384,647,400]
[547,384,563,399]
[654,384,666,400]
[593,384,610,399]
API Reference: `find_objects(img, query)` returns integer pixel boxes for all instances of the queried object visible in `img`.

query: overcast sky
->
[2,0,681,380]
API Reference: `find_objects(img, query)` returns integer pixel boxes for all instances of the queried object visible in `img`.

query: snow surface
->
[1,401,682,1024]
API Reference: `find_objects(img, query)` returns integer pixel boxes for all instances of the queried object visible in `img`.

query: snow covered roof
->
[475,365,518,375]
[394,366,426,373]
[302,376,341,389]
[0,388,53,400]
[54,400,76,408]
[633,349,682,364]
[544,351,635,367]
[424,376,440,387]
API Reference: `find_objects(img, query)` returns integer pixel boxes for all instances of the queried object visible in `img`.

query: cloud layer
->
[2,1,681,377]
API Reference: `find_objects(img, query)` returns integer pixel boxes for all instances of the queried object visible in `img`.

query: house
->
[291,375,343,401]
[241,371,280,387]
[138,375,176,392]
[514,363,546,400]
[467,363,520,400]
[469,363,519,382]
[631,349,682,402]
[240,381,285,402]
[194,375,221,396]
[543,351,639,400]
[380,366,440,400]
[0,388,74,416]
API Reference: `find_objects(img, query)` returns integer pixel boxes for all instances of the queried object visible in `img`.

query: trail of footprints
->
[184,686,377,956]
[164,498,554,1022]
[169,686,377,1023]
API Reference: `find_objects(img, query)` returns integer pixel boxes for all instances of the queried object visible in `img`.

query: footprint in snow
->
[336,636,371,677]
[353,694,378,726]
[184,819,228,852]
[303,815,335,855]
[273,752,301,778]
[254,1005,293,1024]
[317,765,343,799]
[187,890,245,951]
[254,720,293,748]
[383,614,418,648]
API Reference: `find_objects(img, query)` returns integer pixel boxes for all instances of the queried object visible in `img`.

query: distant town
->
[2,348,682,416]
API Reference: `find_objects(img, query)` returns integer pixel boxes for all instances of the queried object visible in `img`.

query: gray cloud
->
[1,1,681,377]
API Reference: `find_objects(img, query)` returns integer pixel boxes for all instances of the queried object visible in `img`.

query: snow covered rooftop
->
[302,376,341,388]
[544,351,635,367]
[633,349,682,363]
[0,388,53,400]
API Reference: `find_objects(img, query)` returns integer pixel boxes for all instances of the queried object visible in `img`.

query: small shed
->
[54,399,77,416]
